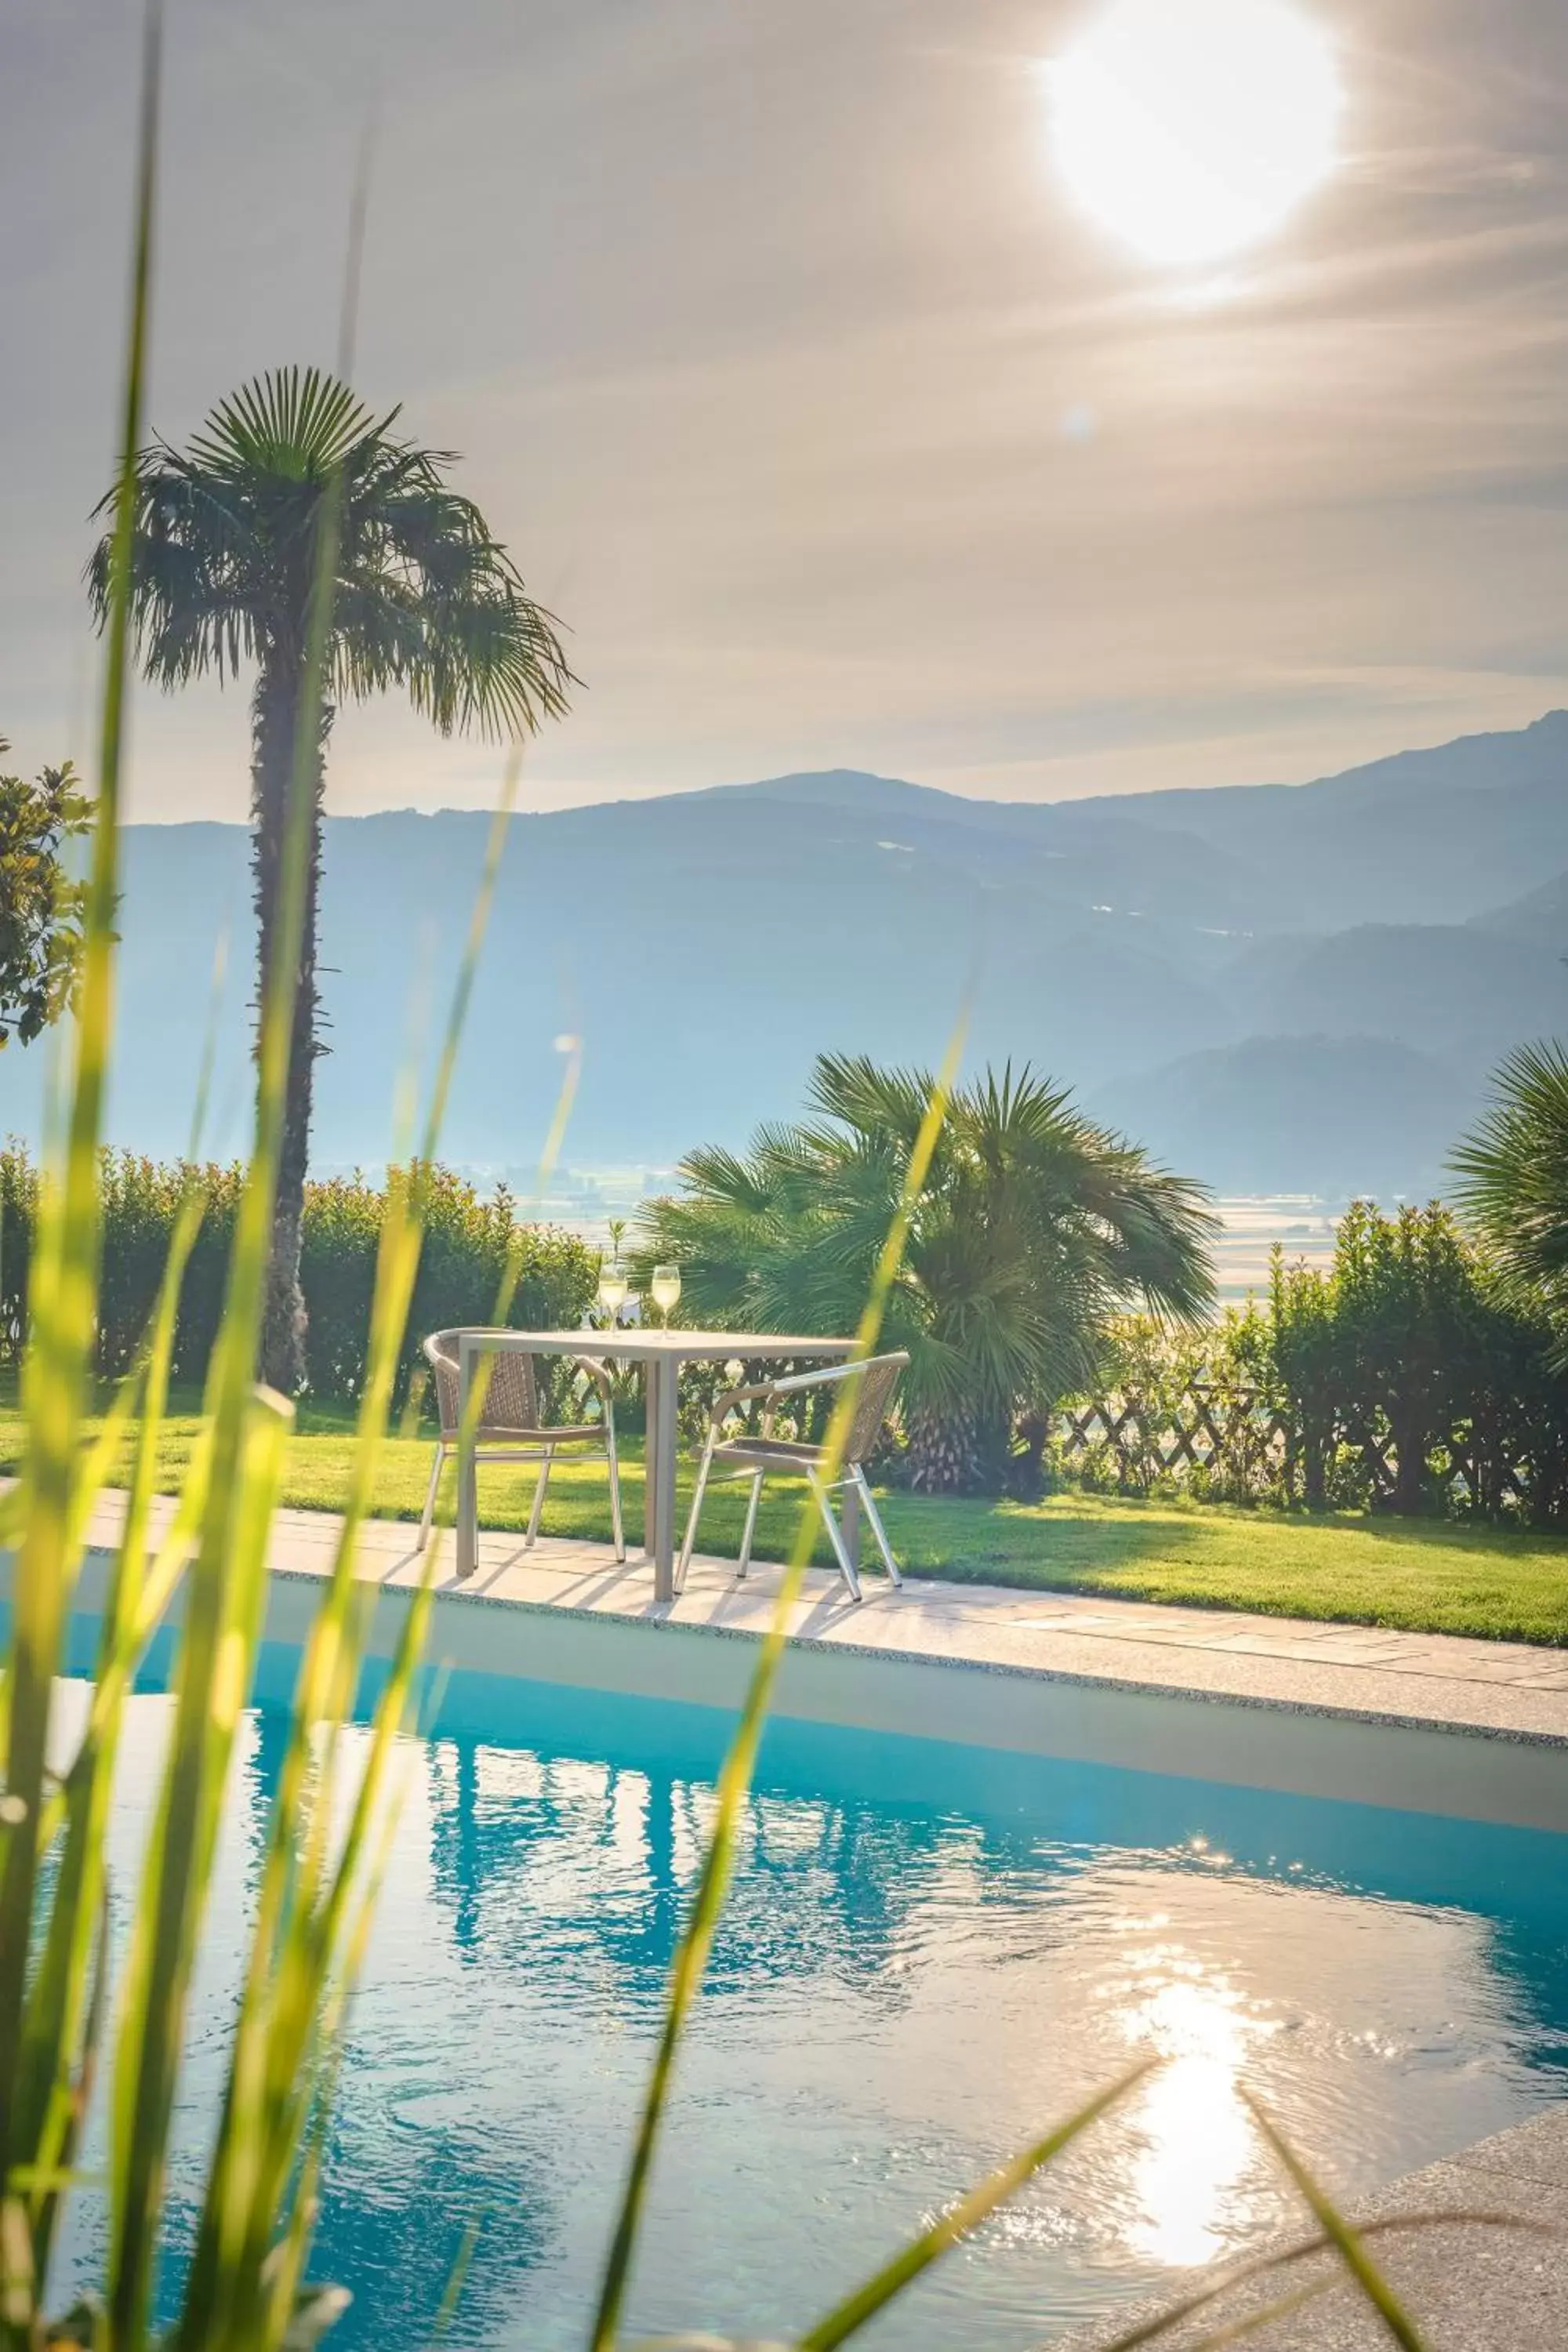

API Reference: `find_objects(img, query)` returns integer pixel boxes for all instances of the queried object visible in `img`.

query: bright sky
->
[3,0,1567,819]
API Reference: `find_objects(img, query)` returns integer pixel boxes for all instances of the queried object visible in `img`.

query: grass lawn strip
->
[5,1389,1566,1648]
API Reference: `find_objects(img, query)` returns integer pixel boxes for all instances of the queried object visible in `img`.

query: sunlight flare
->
[1047,0,1342,267]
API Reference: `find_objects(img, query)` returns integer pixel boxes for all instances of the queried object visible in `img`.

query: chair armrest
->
[572,1355,615,1405]
[765,1359,863,1397]
[710,1377,781,1425]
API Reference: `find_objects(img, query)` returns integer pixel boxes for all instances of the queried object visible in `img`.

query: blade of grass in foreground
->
[13,1179,205,2281]
[176,756,525,2350]
[437,947,581,1541]
[0,0,161,2230]
[107,94,337,2338]
[1087,2205,1544,2352]
[799,2060,1155,2351]
[587,1014,964,2352]
[1240,2092,1430,2352]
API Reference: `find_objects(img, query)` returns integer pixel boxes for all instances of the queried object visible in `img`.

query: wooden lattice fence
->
[1058,1385,1568,1518]
[1053,1383,1288,1477]
[1057,1385,1290,1494]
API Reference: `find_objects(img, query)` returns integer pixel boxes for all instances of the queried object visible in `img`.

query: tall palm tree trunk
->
[250,652,330,1394]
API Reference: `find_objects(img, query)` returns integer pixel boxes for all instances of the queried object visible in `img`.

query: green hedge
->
[1062,1201,1568,1526]
[0,1148,597,1404]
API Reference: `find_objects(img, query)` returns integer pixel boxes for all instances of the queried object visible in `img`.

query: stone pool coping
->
[1056,2101,1568,2347]
[81,1485,1568,1740]
[40,1490,1568,1831]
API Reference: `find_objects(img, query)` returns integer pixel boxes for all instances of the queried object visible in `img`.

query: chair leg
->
[417,1442,445,1554]
[853,1465,902,1587]
[677,1428,717,1593]
[525,1448,554,1547]
[737,1471,764,1578]
[808,1468,862,1602]
[604,1410,626,1563]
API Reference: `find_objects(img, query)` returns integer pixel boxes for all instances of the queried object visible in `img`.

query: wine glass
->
[597,1263,629,1326]
[651,1264,681,1326]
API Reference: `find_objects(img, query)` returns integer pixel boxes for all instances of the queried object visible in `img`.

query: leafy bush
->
[1057,1306,1285,1505]
[640,1052,1217,1495]
[1065,1202,1568,1526]
[299,1165,597,1402]
[0,734,93,1045]
[0,1145,597,1403]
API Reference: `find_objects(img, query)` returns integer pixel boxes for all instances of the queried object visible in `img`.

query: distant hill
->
[1081,709,1568,928]
[1471,867,1568,952]
[1224,924,1567,1070]
[2,711,1566,1193]
[1089,1036,1472,1200]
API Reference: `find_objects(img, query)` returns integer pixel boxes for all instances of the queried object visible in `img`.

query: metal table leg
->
[641,1356,659,1564]
[457,1331,477,1580]
[650,1354,681,1602]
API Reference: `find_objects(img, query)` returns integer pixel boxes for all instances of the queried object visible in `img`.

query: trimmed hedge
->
[0,1148,597,1404]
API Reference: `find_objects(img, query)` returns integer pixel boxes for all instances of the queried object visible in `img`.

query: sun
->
[1047,0,1341,268]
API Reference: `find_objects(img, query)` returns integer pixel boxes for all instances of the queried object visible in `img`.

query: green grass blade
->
[440,985,579,1534]
[180,1570,434,2351]
[176,752,521,2350]
[430,2215,485,2346]
[0,0,161,2222]
[799,2060,1155,2352]
[586,1013,964,2352]
[1087,2208,1539,2352]
[108,73,354,2343]
[108,1387,292,2347]
[1241,2092,1431,2351]
[13,1183,204,2274]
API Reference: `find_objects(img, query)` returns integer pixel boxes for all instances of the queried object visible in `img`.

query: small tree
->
[1272,1200,1489,1515]
[639,1054,1217,1493]
[0,737,93,1047]
[1269,1248,1343,1508]
[90,367,574,1392]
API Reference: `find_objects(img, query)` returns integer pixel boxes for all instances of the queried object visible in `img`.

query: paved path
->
[1060,2104,1568,2348]
[78,1494,1568,1745]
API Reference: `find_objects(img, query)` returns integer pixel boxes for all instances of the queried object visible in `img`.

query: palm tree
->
[639,1053,1218,1491]
[89,367,573,1389]
[1451,1040,1568,1346]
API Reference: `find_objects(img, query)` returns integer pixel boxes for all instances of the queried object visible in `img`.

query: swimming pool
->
[45,1650,1568,2351]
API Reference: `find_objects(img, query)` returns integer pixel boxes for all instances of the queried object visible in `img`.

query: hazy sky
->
[3,0,1568,819]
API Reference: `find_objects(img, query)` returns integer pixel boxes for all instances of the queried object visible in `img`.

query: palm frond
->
[89,365,577,739]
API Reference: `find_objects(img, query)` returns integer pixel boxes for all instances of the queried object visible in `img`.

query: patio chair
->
[676,1351,909,1602]
[417,1330,626,1562]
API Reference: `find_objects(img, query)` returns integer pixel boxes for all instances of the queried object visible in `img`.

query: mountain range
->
[4,710,1568,1198]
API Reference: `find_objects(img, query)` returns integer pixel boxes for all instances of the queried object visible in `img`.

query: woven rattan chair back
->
[844,1350,908,1464]
[425,1332,540,1439]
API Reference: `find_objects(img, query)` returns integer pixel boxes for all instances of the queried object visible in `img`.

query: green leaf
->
[799,2060,1156,2351]
[1241,2091,1432,2351]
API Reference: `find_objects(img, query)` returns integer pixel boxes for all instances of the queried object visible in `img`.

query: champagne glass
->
[597,1263,629,1326]
[651,1263,681,1327]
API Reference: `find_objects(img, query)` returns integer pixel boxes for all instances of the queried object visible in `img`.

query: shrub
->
[0,1144,597,1404]
[1055,1305,1288,1506]
[1066,1203,1568,1526]
[640,1052,1217,1496]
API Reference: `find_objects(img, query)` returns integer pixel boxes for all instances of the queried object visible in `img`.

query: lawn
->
[9,1385,1568,1646]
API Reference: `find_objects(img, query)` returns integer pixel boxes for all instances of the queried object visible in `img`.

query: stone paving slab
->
[1058,2106,1568,2349]
[71,1491,1568,1747]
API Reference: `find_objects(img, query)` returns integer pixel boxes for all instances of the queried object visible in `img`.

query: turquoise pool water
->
[46,1648,1568,2350]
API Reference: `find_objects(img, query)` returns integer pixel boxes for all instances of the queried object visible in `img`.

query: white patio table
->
[454,1328,858,1600]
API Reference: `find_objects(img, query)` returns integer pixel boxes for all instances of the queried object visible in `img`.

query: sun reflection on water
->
[1119,1950,1279,2267]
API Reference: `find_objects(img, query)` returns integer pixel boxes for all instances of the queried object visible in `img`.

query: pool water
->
[47,1653,1568,2350]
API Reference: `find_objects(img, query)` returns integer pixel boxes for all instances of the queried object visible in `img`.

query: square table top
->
[453,1328,856,1363]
